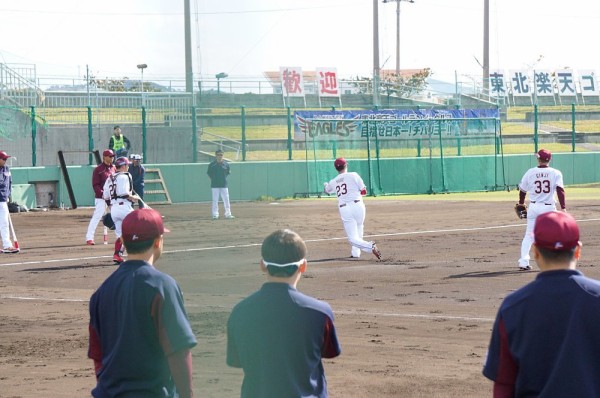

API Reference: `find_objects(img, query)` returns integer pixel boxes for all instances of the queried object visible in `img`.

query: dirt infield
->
[2,198,600,397]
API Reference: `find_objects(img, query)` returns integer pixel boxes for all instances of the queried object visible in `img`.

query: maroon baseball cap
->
[334,157,347,170]
[122,209,170,243]
[103,149,115,157]
[536,149,552,162]
[0,151,11,160]
[534,211,580,251]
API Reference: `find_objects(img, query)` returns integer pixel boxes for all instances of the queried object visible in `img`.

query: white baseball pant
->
[339,201,373,258]
[86,198,107,241]
[0,201,11,248]
[519,202,557,267]
[212,187,232,218]
[111,200,134,238]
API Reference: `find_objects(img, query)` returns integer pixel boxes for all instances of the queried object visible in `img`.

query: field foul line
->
[337,310,494,323]
[0,294,494,322]
[2,217,600,268]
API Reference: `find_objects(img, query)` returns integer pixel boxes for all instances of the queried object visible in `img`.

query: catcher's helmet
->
[115,157,131,167]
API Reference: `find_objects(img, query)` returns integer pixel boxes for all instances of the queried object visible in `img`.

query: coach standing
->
[85,149,116,245]
[0,151,18,253]
[207,149,234,219]
[88,208,197,398]
[483,211,600,396]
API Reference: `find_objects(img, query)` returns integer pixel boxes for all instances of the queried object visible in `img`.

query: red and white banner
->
[280,67,305,97]
[316,67,340,97]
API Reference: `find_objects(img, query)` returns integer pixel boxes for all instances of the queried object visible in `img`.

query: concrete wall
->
[9,152,600,209]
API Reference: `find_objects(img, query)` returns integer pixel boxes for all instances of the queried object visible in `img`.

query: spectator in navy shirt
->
[483,211,600,397]
[227,229,341,398]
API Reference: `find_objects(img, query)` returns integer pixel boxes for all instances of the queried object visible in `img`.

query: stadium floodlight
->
[215,72,228,93]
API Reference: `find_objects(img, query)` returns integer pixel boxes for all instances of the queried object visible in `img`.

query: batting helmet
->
[115,157,131,167]
[103,149,115,157]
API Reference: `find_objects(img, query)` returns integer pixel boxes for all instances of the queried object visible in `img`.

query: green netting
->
[0,106,34,165]
[299,113,506,195]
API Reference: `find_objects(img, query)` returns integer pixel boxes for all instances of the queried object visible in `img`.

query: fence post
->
[30,106,37,167]
[287,106,292,161]
[571,103,576,152]
[192,106,198,162]
[533,104,538,153]
[142,106,147,161]
[241,106,246,161]
[87,106,94,165]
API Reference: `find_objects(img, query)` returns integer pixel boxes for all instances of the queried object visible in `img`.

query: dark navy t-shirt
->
[227,282,341,398]
[88,260,197,397]
[483,269,600,397]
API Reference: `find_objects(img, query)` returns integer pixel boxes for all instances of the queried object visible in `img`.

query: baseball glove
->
[102,213,116,230]
[514,203,528,219]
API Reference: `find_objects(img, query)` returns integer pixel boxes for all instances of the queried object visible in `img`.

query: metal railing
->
[199,129,248,160]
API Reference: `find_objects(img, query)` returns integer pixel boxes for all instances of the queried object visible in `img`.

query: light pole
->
[382,0,414,75]
[215,72,228,94]
[137,63,147,106]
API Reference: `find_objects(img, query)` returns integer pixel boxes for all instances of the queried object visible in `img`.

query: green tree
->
[349,68,432,97]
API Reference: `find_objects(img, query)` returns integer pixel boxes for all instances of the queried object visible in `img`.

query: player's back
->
[519,166,563,204]
[325,172,365,204]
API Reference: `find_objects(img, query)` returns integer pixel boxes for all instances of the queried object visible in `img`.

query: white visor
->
[262,258,305,268]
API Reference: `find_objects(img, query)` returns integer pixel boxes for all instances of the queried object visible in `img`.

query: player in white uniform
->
[323,158,382,260]
[517,149,566,271]
[108,157,140,264]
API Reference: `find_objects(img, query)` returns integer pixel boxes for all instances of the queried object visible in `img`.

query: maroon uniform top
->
[92,163,116,199]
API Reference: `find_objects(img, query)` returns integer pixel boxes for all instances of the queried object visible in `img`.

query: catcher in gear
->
[514,203,528,219]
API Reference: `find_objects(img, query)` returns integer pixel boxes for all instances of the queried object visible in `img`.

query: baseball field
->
[2,191,600,397]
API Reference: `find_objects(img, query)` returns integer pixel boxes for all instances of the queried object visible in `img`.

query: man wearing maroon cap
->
[0,150,19,253]
[85,149,116,245]
[88,208,196,398]
[484,211,600,397]
[516,148,566,270]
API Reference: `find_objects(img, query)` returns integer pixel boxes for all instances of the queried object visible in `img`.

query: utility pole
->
[383,0,415,75]
[373,0,380,107]
[184,0,193,93]
[483,0,490,93]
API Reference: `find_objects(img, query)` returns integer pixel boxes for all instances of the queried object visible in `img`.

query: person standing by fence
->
[109,126,131,159]
[129,154,145,209]
[207,149,234,220]
[0,151,19,253]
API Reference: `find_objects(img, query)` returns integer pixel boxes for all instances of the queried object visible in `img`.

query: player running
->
[323,157,382,260]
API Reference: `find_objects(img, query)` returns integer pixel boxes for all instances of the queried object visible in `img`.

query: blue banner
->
[294,109,500,141]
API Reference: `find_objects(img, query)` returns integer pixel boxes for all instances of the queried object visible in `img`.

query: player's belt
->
[339,200,361,208]
[530,201,553,205]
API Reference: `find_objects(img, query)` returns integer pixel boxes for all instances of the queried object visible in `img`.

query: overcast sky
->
[1,0,599,85]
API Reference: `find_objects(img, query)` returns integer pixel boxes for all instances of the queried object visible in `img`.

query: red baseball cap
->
[0,151,11,160]
[334,157,347,170]
[534,211,580,251]
[122,209,170,243]
[536,149,552,162]
[103,149,115,157]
